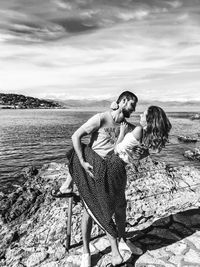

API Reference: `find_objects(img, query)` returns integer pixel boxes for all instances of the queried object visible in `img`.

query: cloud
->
[166,0,183,8]
[1,0,200,101]
[0,0,187,43]
[53,18,98,33]
[117,9,150,21]
[55,0,72,10]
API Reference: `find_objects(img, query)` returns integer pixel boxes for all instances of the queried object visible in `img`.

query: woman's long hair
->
[143,106,172,151]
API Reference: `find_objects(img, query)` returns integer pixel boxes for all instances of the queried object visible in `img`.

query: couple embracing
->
[60,91,171,267]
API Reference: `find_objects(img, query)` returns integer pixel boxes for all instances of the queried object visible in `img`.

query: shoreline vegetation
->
[0,93,62,109]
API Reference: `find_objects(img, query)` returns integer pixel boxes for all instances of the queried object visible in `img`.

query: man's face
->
[122,98,137,118]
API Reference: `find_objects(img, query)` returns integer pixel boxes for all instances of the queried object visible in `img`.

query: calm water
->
[1,109,200,193]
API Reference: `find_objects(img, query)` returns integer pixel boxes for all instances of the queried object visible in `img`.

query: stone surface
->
[26,252,49,267]
[184,147,200,161]
[1,157,200,266]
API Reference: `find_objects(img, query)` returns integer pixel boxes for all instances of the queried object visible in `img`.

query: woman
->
[68,106,171,267]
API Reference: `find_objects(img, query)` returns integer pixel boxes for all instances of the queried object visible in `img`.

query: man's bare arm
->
[71,127,94,178]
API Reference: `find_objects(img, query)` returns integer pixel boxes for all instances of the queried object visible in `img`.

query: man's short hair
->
[116,91,138,104]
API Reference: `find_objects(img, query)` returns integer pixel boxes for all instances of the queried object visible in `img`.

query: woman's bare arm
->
[131,125,143,142]
[115,122,128,146]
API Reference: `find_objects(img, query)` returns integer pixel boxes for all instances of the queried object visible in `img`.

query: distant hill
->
[0,93,62,109]
[1,93,200,112]
[57,99,200,112]
[57,99,111,109]
[139,100,200,112]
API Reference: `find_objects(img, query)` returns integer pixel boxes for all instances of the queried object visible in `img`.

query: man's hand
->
[81,161,94,178]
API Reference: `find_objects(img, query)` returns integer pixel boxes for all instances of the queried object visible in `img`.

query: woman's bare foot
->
[118,239,143,255]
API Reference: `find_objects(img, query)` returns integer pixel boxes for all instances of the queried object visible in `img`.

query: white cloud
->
[55,0,72,10]
[118,9,149,21]
[166,1,183,8]
[1,0,200,101]
[176,13,189,22]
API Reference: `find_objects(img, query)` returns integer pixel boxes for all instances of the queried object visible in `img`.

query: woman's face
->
[140,110,148,128]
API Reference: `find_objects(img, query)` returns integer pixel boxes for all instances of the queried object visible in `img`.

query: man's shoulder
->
[81,111,110,131]
[98,110,111,123]
[99,110,110,117]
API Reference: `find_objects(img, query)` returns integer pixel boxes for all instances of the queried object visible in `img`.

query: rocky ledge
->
[0,157,200,267]
[184,147,200,161]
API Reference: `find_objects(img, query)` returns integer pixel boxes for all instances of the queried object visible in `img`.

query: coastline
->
[1,106,200,112]
[1,157,200,266]
[0,106,67,110]
[1,109,200,195]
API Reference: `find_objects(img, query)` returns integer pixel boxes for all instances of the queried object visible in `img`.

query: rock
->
[165,242,187,255]
[48,243,66,261]
[183,249,200,264]
[1,158,200,266]
[184,147,200,161]
[135,252,167,266]
[40,262,59,267]
[125,158,200,231]
[26,251,49,267]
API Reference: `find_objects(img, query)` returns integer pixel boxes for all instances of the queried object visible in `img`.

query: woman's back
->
[115,125,143,164]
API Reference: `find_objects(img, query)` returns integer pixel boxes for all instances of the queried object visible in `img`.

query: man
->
[70,91,143,267]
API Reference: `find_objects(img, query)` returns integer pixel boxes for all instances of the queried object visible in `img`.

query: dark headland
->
[0,93,62,109]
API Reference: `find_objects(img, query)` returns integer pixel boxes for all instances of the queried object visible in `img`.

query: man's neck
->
[110,109,124,123]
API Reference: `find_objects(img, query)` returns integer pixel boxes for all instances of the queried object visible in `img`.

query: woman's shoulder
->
[131,125,143,141]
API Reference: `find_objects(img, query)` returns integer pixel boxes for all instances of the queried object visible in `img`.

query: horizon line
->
[1,92,200,103]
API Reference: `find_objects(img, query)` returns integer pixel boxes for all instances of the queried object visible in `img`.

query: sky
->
[0,0,200,101]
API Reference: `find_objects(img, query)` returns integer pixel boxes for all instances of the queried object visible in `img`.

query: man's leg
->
[82,208,93,254]
[81,209,93,267]
[60,173,73,194]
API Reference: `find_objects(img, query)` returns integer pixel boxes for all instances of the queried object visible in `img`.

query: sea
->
[1,109,200,193]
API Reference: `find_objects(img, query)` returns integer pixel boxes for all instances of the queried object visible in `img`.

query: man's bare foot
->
[111,254,123,266]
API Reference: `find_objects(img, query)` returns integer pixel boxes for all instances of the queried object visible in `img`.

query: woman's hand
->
[116,122,128,146]
[120,122,128,136]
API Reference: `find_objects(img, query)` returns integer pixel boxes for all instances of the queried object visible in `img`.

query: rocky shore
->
[184,147,200,161]
[1,157,200,267]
